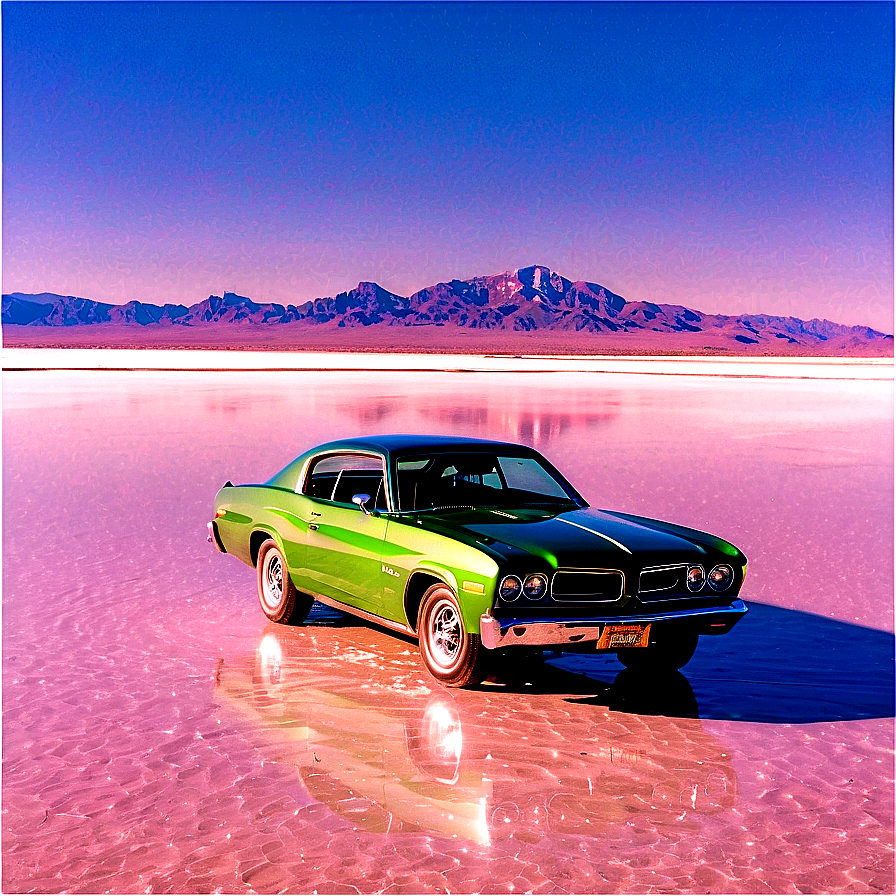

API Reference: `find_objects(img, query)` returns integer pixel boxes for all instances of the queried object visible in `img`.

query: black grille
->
[552,570,623,602]
[638,564,690,602]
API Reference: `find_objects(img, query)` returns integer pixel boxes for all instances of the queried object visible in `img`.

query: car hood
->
[416,506,741,569]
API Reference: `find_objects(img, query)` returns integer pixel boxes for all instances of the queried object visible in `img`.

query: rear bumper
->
[207,520,226,553]
[479,599,747,650]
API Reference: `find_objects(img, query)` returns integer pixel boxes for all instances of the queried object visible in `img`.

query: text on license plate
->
[596,623,651,650]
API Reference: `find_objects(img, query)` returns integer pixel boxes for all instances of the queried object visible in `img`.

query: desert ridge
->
[3,264,892,357]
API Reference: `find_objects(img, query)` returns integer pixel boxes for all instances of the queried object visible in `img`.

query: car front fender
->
[410,560,496,635]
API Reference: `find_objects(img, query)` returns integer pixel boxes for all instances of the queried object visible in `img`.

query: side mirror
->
[352,493,372,515]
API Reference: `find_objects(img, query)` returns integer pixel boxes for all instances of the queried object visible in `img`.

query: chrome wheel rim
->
[429,599,461,669]
[262,551,284,611]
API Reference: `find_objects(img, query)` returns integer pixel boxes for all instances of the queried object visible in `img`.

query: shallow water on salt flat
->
[3,368,893,893]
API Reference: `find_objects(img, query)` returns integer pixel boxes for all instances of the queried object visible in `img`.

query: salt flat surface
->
[3,347,893,379]
[3,368,893,893]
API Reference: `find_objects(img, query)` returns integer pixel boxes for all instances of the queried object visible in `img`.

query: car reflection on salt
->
[209,435,748,686]
[213,626,738,846]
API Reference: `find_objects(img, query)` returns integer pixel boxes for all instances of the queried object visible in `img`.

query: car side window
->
[304,454,387,510]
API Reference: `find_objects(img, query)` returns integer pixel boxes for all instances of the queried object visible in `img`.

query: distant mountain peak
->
[2,267,892,356]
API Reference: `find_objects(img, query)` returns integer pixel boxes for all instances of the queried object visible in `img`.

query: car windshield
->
[394,452,578,512]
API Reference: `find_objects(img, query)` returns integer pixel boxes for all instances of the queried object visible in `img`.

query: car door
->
[298,452,389,611]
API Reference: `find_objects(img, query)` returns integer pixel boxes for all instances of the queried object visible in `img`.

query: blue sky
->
[3,1,893,330]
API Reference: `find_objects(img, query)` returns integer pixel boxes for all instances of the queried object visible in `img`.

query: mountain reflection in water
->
[335,388,621,447]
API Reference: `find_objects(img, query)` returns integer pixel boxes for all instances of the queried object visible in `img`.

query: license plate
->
[597,623,651,650]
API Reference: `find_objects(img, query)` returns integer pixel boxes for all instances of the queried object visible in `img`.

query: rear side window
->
[304,454,388,510]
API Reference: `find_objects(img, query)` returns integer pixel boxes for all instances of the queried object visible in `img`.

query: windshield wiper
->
[415,504,478,513]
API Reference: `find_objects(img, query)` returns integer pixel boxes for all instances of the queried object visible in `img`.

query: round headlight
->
[686,565,706,592]
[708,564,733,591]
[522,574,548,601]
[499,575,522,602]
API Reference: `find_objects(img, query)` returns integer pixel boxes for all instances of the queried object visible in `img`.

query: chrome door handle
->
[309,523,319,530]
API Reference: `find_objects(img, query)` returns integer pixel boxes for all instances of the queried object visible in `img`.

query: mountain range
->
[3,265,891,354]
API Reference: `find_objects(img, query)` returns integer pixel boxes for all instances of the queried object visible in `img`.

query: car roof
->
[264,433,581,501]
[307,434,540,456]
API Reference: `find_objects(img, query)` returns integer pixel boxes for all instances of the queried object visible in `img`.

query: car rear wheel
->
[418,585,489,687]
[616,629,698,671]
[256,539,313,625]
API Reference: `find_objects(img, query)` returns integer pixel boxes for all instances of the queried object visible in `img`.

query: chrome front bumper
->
[479,600,748,650]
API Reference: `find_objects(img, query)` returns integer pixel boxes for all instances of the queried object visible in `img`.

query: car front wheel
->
[418,585,489,687]
[256,539,313,625]
[616,629,698,671]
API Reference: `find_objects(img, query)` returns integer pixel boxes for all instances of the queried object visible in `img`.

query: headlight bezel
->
[708,564,734,592]
[498,574,523,602]
[686,564,706,592]
[522,573,549,601]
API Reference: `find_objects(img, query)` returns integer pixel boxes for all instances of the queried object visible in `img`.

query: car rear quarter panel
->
[213,485,308,574]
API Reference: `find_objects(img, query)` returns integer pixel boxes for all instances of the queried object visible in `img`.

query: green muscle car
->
[209,435,748,687]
